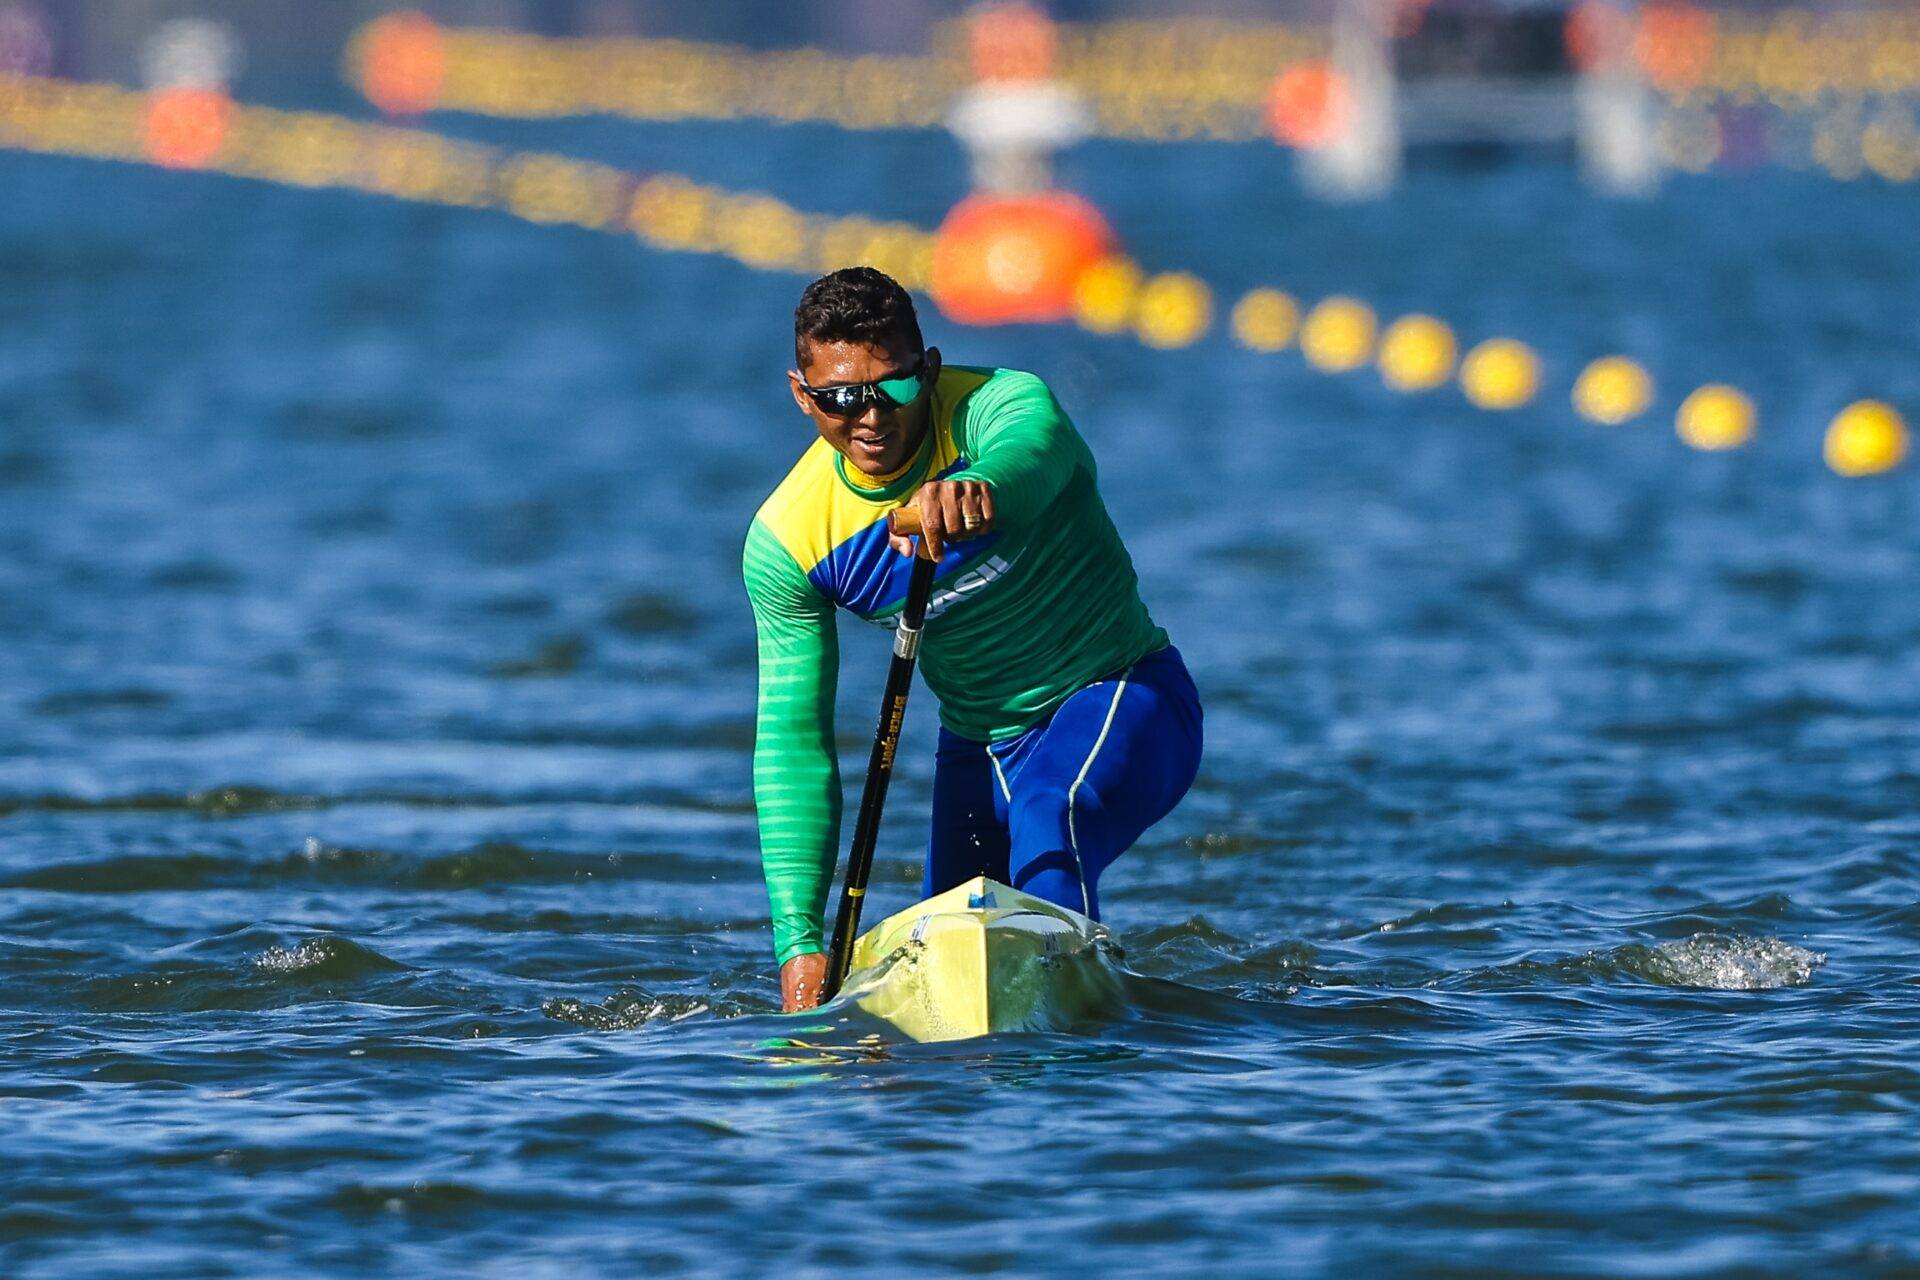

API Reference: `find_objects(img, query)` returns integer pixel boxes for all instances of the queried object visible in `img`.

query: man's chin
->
[848,449,905,477]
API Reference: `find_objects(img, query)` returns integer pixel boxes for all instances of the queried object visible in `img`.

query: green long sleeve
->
[944,370,1080,529]
[742,518,840,966]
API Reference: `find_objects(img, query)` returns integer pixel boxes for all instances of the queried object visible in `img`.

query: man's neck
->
[839,415,933,491]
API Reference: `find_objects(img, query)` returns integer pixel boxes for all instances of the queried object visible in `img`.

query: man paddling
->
[745,267,1203,1012]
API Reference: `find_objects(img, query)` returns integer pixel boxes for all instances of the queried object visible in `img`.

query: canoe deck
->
[837,876,1123,1042]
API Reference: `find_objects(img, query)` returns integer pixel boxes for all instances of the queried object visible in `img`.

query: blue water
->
[4,112,1920,1278]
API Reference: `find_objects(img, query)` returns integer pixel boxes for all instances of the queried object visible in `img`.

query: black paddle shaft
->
[821,551,938,1001]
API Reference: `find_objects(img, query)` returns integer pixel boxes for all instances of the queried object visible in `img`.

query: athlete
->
[745,267,1203,1012]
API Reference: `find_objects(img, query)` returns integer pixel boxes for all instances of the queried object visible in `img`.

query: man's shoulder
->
[941,364,1050,402]
[746,438,878,592]
[750,438,838,534]
[939,366,1060,441]
[744,447,835,603]
[942,365,1062,418]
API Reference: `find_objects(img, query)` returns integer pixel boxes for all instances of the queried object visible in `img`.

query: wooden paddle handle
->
[887,505,939,559]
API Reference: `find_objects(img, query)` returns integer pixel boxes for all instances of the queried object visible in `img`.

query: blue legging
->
[924,645,1203,918]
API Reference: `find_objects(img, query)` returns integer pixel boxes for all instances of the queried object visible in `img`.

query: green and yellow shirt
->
[743,365,1166,963]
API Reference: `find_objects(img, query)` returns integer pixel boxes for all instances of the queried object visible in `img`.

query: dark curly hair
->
[793,267,924,368]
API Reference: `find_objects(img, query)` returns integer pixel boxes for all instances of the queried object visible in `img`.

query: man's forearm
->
[754,743,842,965]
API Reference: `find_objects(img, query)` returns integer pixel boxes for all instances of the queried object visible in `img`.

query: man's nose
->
[856,402,886,429]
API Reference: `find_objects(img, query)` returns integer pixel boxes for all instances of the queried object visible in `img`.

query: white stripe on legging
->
[1065,677,1129,916]
[987,745,1013,803]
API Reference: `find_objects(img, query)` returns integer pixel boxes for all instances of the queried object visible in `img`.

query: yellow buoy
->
[1132,272,1212,349]
[1231,288,1300,352]
[1459,338,1540,410]
[1377,315,1457,393]
[1572,356,1654,425]
[1300,296,1376,373]
[1824,400,1909,476]
[1071,255,1141,335]
[1675,384,1756,451]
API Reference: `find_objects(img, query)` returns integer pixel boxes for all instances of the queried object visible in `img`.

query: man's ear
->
[787,370,814,417]
[924,346,942,379]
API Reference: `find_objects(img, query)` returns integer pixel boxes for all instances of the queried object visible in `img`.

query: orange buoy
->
[1565,0,1635,72]
[1633,2,1715,94]
[1266,60,1351,151]
[143,86,231,169]
[355,11,446,116]
[930,192,1117,326]
[967,2,1055,84]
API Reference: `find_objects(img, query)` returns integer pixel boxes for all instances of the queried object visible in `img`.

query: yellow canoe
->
[837,876,1124,1042]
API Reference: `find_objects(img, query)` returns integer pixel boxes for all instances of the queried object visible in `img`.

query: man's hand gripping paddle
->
[819,509,938,1004]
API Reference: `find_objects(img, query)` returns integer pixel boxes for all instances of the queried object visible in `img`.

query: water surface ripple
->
[3,125,1918,1278]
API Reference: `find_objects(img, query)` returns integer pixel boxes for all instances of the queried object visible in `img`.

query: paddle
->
[820,509,938,1002]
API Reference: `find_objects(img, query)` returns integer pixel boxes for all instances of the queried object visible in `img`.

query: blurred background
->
[4,3,1919,1277]
[5,0,1918,446]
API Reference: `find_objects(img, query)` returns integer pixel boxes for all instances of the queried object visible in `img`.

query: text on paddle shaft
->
[879,695,907,770]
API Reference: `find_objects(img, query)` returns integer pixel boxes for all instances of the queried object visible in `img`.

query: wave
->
[63,934,418,1013]
[487,634,588,678]
[1122,919,1318,1000]
[1339,899,1513,943]
[1126,914,1823,997]
[328,1182,491,1217]
[1620,932,1824,990]
[0,784,480,819]
[30,687,171,716]
[1448,931,1824,992]
[0,780,750,818]
[604,591,700,635]
[252,936,406,979]
[440,908,766,937]
[1595,694,1863,744]
[3,840,713,893]
[543,985,759,1029]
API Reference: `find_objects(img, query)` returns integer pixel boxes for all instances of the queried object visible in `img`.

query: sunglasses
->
[798,359,927,418]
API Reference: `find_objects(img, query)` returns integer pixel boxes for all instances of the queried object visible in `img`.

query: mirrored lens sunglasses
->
[801,360,926,418]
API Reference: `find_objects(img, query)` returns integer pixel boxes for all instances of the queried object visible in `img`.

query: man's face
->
[789,336,941,478]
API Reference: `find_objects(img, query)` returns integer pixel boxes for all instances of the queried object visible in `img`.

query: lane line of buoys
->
[1133,265,1906,474]
[348,9,1920,186]
[0,73,1905,477]
[1579,0,1920,182]
[0,73,938,290]
[1614,2,1920,103]
[346,10,1325,144]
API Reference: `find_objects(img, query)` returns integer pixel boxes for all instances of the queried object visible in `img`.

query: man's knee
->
[1007,784,1075,854]
[1011,849,1095,917]
[1013,848,1080,892]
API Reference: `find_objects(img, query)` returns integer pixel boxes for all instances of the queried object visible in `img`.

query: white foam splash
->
[251,936,398,975]
[542,993,712,1029]
[254,939,329,972]
[1638,932,1823,991]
